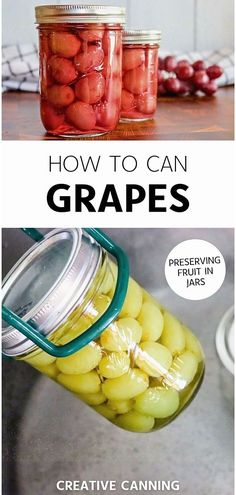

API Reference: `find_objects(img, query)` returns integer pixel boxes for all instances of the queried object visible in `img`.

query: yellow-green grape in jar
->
[23,350,56,367]
[86,294,111,321]
[134,387,180,418]
[135,341,172,378]
[115,411,155,433]
[107,399,133,414]
[138,302,164,342]
[79,391,106,406]
[58,314,93,345]
[164,351,198,390]
[100,265,114,295]
[57,370,101,394]
[94,404,117,420]
[119,278,143,319]
[160,312,185,355]
[107,261,118,298]
[102,369,149,401]
[35,362,59,380]
[183,326,204,363]
[99,351,130,378]
[56,342,102,375]
[100,317,142,352]
[142,289,162,310]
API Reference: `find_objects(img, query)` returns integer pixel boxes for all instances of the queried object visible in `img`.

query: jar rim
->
[2,228,103,357]
[123,30,161,45]
[35,4,126,25]
[216,305,234,375]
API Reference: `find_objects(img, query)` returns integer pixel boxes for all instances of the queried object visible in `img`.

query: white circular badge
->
[165,239,226,301]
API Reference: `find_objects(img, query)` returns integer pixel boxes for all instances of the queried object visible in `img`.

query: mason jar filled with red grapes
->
[35,5,126,137]
[121,30,161,122]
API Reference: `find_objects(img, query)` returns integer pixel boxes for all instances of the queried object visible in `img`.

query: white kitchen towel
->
[2,44,234,92]
[2,44,39,92]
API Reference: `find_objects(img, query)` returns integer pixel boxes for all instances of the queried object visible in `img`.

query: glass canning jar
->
[35,5,126,137]
[121,30,161,122]
[2,228,204,434]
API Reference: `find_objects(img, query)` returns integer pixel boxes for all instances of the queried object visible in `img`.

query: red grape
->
[75,72,105,105]
[74,45,104,74]
[49,32,81,58]
[123,65,149,94]
[66,101,96,131]
[175,64,194,81]
[121,89,135,111]
[48,56,77,84]
[47,85,75,108]
[206,64,223,80]
[137,94,157,114]
[158,57,165,70]
[202,81,218,96]
[192,70,209,89]
[192,60,206,71]
[164,77,181,94]
[79,28,104,42]
[123,48,145,71]
[176,59,189,68]
[158,70,165,84]
[41,102,65,130]
[158,83,167,96]
[178,80,194,95]
[164,55,177,72]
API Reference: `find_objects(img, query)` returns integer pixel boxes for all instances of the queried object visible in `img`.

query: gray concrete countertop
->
[2,228,234,495]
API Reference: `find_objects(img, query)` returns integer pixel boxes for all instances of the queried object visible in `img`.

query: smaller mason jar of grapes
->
[121,30,161,122]
[35,5,126,137]
[2,228,204,434]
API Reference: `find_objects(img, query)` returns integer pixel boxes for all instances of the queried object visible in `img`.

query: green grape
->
[135,341,172,377]
[59,314,92,345]
[164,351,198,390]
[56,342,102,375]
[57,370,101,394]
[107,399,133,414]
[160,312,185,355]
[183,326,204,363]
[138,302,164,342]
[102,369,149,401]
[24,350,56,367]
[79,391,106,406]
[100,266,114,295]
[115,411,155,432]
[107,261,118,298]
[94,404,117,420]
[100,318,142,352]
[134,386,179,418]
[119,278,143,319]
[142,290,162,309]
[87,294,111,321]
[35,362,59,380]
[99,351,130,378]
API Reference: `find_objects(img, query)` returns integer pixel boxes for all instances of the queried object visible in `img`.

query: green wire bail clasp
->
[2,228,129,358]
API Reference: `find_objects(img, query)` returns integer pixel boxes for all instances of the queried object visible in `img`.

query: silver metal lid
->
[123,30,161,45]
[2,228,102,357]
[35,5,126,24]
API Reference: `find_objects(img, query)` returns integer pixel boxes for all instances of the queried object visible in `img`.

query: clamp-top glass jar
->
[2,228,204,433]
[35,5,126,137]
[121,30,161,122]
